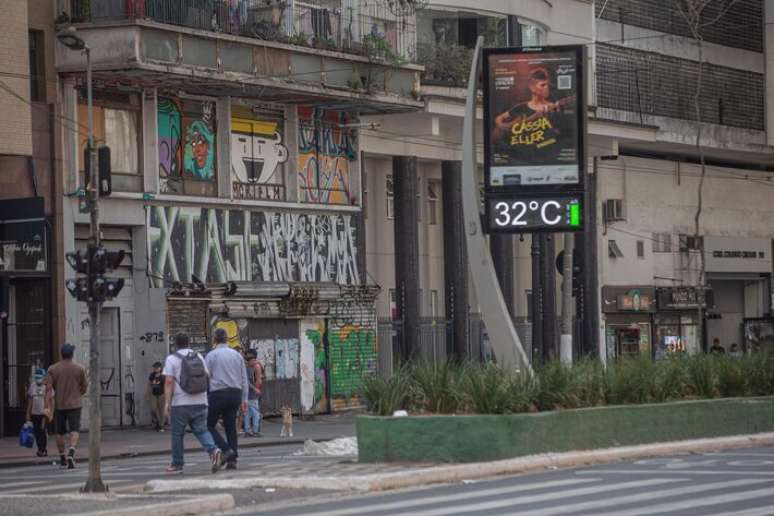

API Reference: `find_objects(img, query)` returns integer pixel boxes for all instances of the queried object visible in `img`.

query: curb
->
[0,437,326,469]
[146,432,774,494]
[75,494,236,516]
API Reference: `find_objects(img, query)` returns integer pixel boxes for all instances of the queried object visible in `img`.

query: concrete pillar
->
[490,234,514,317]
[142,88,159,195]
[441,160,469,360]
[766,0,774,144]
[393,155,420,360]
[216,96,232,199]
[354,151,367,284]
[541,234,557,361]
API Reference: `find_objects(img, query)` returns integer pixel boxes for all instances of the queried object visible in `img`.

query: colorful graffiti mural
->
[327,323,377,400]
[231,116,288,184]
[158,97,216,189]
[147,206,360,286]
[301,322,329,413]
[212,317,247,349]
[298,108,357,205]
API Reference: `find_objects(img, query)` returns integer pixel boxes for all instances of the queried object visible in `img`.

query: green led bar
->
[569,201,581,227]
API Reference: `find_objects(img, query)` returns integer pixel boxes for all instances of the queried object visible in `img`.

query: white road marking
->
[578,469,774,477]
[590,485,774,516]
[298,478,678,516]
[510,478,772,516]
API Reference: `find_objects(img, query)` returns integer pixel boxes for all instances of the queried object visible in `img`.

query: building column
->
[441,160,469,360]
[490,235,514,317]
[541,234,557,361]
[393,156,420,360]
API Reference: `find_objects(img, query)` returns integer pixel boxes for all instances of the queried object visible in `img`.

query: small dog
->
[280,406,294,437]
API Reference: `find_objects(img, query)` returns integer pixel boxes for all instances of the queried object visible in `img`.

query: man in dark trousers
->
[45,343,87,469]
[205,328,249,469]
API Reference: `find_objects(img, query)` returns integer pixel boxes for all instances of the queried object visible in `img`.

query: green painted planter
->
[357,396,774,463]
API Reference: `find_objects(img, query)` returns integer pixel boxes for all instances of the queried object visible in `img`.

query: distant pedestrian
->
[45,343,87,469]
[243,349,263,437]
[26,368,50,457]
[205,328,249,470]
[729,343,743,358]
[148,361,166,431]
[709,338,725,355]
[162,333,224,474]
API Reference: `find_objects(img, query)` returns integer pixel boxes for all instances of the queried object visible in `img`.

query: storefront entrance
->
[1,279,52,436]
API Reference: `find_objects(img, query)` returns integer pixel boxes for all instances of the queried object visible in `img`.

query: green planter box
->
[357,397,774,463]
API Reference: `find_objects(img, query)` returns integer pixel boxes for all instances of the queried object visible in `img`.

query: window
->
[28,30,45,102]
[78,97,142,192]
[653,232,673,253]
[608,240,624,259]
[637,240,645,258]
[158,96,217,196]
[386,175,394,219]
[427,180,440,225]
[519,22,546,46]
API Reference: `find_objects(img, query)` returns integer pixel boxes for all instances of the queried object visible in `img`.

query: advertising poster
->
[484,47,583,188]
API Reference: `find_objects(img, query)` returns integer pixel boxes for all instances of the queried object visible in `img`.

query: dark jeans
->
[170,404,217,467]
[31,414,47,452]
[207,388,242,461]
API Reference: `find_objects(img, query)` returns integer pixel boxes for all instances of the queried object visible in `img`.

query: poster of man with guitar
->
[485,48,582,188]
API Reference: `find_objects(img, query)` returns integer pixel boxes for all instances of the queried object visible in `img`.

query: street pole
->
[82,47,106,494]
[561,233,574,365]
[531,235,543,363]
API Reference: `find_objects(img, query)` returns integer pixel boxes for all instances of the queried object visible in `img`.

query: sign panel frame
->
[484,191,584,233]
[483,45,587,194]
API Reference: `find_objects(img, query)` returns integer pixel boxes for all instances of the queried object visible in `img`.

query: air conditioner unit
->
[604,199,625,222]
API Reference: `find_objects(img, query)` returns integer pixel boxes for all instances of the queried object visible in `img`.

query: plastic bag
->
[19,422,34,448]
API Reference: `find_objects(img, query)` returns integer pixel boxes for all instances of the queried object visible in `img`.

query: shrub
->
[463,362,514,414]
[360,364,413,416]
[411,360,463,414]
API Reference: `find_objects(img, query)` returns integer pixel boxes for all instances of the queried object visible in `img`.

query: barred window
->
[652,232,673,253]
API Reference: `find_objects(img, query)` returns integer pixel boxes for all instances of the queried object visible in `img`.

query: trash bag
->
[19,422,34,448]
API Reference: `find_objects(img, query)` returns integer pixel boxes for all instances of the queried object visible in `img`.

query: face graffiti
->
[147,206,360,287]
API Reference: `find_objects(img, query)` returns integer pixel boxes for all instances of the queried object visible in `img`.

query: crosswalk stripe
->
[508,478,771,516]
[297,478,677,516]
[710,506,774,516]
[4,479,131,494]
[391,479,684,516]
[590,485,774,516]
[0,481,46,489]
[577,469,774,477]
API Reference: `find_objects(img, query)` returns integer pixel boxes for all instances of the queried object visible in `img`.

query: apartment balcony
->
[57,0,423,114]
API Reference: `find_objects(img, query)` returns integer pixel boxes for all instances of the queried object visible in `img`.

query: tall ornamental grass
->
[361,353,774,415]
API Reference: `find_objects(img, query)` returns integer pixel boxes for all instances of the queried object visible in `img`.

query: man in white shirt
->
[163,333,224,474]
[205,328,249,470]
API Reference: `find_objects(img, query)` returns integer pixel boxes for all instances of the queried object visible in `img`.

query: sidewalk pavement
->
[0,493,234,516]
[0,412,356,468]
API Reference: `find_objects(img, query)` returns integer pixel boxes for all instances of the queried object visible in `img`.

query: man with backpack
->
[205,328,249,470]
[162,333,224,474]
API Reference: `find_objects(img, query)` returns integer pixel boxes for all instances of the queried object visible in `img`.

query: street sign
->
[483,46,585,192]
[485,193,583,233]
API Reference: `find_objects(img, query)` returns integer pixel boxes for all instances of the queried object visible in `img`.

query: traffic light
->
[84,146,112,197]
[65,244,126,303]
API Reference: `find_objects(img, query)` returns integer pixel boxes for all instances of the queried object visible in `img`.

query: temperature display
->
[485,194,583,233]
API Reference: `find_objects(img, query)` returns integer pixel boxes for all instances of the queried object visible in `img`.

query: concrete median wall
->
[357,396,774,462]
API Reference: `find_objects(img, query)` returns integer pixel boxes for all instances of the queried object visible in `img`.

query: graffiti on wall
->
[212,316,248,349]
[301,322,328,413]
[327,323,377,399]
[147,206,360,286]
[248,338,300,380]
[298,108,357,205]
[158,97,216,192]
[231,117,288,184]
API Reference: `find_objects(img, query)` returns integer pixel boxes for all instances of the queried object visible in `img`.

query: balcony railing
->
[416,41,472,87]
[67,0,416,61]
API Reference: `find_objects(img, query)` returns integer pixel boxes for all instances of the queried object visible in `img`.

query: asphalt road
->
[226,446,774,516]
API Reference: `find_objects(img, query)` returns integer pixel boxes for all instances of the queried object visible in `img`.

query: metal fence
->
[67,0,416,61]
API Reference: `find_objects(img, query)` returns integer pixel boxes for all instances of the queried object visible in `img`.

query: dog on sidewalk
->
[280,406,294,437]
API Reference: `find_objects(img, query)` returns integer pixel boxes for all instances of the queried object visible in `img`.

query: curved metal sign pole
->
[461,37,533,374]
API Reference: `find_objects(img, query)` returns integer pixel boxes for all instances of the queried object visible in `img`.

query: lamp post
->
[57,26,106,494]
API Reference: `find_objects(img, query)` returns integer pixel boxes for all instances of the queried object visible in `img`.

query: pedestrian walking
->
[26,368,50,457]
[243,349,263,437]
[45,343,87,469]
[148,361,166,431]
[710,338,726,354]
[205,328,249,470]
[162,333,224,474]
